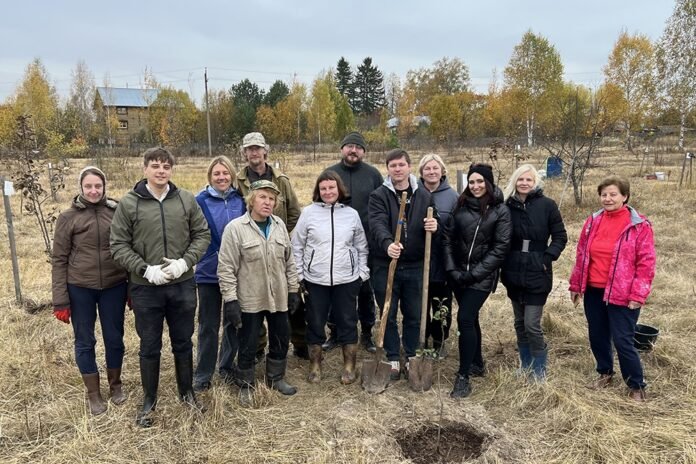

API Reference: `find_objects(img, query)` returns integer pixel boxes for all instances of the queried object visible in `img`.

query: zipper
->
[466,214,483,272]
[605,227,629,303]
[308,249,315,272]
[349,250,355,275]
[95,208,103,289]
[330,204,335,286]
[159,201,169,257]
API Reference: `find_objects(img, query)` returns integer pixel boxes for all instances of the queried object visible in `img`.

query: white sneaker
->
[389,361,400,381]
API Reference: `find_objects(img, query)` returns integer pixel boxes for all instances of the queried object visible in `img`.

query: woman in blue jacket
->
[193,156,245,391]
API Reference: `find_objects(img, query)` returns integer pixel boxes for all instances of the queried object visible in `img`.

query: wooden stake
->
[1,176,22,303]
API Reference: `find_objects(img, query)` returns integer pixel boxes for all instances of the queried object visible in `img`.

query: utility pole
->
[205,68,213,157]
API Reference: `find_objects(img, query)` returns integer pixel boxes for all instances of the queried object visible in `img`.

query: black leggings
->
[454,287,490,376]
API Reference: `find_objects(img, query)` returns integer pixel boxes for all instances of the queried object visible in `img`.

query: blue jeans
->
[68,282,127,374]
[372,263,423,361]
[194,283,239,385]
[305,279,361,346]
[584,286,646,390]
[130,279,197,361]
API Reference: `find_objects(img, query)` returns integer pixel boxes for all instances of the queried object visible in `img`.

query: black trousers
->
[454,287,490,376]
[305,279,361,346]
[130,279,197,361]
[239,311,290,370]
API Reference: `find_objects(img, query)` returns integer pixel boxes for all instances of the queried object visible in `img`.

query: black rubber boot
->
[265,358,297,396]
[450,374,472,399]
[174,353,206,413]
[236,367,255,408]
[136,358,160,427]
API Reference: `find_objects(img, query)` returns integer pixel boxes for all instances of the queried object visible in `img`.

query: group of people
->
[50,130,656,426]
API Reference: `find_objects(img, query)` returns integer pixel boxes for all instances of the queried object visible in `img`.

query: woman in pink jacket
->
[569,176,655,402]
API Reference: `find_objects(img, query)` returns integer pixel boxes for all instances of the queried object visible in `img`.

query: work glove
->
[288,292,300,315]
[299,279,309,296]
[53,306,71,324]
[161,257,189,280]
[224,300,242,329]
[143,264,172,286]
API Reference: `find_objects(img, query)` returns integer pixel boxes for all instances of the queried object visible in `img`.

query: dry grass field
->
[0,146,695,463]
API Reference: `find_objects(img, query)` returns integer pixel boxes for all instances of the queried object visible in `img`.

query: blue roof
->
[95,87,160,107]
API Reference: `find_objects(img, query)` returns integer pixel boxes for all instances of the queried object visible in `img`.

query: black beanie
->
[468,163,495,187]
[340,131,366,151]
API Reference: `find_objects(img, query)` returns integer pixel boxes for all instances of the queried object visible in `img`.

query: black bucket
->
[634,323,659,352]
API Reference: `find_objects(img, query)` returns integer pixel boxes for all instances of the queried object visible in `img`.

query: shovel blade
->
[408,356,434,392]
[361,353,392,394]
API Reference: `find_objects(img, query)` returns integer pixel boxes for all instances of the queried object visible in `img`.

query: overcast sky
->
[0,0,675,104]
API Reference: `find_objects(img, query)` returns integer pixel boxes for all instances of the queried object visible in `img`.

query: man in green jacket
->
[110,147,210,427]
[236,132,307,360]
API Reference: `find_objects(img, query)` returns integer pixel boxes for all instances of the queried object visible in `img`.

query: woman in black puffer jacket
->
[443,164,511,398]
[501,164,567,382]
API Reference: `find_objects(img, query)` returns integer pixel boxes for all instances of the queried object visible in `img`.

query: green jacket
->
[237,164,301,232]
[110,180,211,285]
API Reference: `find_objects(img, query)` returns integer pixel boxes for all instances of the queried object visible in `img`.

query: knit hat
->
[78,166,107,197]
[467,163,495,187]
[340,131,366,151]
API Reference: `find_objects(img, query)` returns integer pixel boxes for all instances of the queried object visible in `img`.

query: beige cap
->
[242,132,267,148]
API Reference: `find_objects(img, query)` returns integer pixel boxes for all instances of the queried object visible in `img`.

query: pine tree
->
[353,57,385,116]
[335,57,354,101]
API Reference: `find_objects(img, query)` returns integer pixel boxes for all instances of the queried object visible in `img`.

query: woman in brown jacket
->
[51,166,128,415]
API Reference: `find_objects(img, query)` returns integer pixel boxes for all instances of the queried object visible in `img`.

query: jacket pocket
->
[349,249,355,275]
[306,249,315,273]
[241,241,263,261]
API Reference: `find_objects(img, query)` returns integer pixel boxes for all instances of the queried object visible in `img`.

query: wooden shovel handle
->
[376,191,408,349]
[419,207,433,348]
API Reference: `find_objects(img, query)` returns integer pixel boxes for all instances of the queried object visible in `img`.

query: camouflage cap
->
[242,132,267,148]
[249,179,280,195]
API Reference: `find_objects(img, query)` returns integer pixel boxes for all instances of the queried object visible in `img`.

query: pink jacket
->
[569,206,655,307]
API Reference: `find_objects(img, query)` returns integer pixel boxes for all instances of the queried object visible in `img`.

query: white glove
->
[161,257,189,280]
[144,265,172,286]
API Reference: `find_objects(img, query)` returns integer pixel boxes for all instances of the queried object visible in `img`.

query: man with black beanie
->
[326,131,383,353]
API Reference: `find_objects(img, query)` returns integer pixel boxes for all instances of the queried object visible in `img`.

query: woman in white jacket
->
[292,170,369,384]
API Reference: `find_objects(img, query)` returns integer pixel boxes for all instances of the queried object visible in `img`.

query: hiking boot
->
[266,358,297,396]
[361,331,377,354]
[81,373,107,416]
[389,361,400,381]
[107,368,127,405]
[629,388,646,402]
[468,363,485,378]
[193,381,212,393]
[307,345,322,383]
[450,374,472,399]
[340,344,358,385]
[587,373,614,390]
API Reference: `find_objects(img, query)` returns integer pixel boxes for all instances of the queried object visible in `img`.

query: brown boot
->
[340,344,358,385]
[587,373,613,390]
[307,345,322,383]
[107,368,127,405]
[82,373,107,416]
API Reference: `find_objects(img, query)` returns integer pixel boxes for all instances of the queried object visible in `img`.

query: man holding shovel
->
[368,149,438,381]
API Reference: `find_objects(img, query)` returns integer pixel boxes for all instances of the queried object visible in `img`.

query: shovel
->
[362,191,408,394]
[408,207,434,392]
